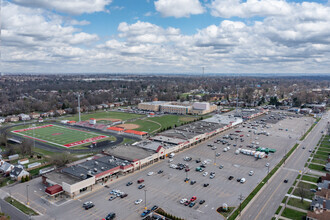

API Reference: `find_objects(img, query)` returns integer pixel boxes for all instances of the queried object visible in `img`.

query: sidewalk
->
[285,194,312,202]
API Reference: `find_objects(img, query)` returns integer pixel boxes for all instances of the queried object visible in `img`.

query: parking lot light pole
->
[144,189,147,210]
[26,184,29,205]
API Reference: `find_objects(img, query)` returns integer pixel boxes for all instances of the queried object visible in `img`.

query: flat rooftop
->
[150,135,186,145]
[135,140,176,151]
[44,170,83,185]
[103,145,156,161]
[203,114,240,125]
[62,155,130,179]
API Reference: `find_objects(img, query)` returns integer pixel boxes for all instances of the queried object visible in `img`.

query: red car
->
[190,196,197,202]
[185,168,190,172]
[240,134,244,137]
[137,179,144,184]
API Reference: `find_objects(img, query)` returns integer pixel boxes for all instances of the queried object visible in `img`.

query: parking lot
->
[4,111,314,220]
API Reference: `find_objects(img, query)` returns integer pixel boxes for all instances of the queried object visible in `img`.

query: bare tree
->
[50,152,75,167]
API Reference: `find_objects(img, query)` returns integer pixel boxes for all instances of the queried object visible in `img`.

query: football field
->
[11,124,109,148]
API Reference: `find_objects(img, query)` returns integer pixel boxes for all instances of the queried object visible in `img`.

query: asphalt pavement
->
[239,111,329,220]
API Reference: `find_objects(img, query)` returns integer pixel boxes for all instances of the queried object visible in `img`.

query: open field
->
[11,124,111,148]
[128,115,199,133]
[63,111,143,122]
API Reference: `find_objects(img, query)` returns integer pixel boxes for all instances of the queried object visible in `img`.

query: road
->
[239,112,329,220]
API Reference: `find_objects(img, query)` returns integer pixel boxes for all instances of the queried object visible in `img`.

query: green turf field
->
[131,115,199,134]
[12,124,110,148]
[63,111,143,122]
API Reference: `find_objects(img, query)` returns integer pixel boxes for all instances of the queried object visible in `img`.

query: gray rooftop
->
[44,170,83,185]
[135,140,175,151]
[62,155,130,180]
[151,135,186,145]
[104,145,155,161]
[203,114,240,125]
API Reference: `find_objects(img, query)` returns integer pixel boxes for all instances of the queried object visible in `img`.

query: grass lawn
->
[64,111,142,121]
[11,124,112,148]
[298,182,317,189]
[282,196,288,204]
[301,175,319,183]
[29,164,53,176]
[281,208,306,220]
[313,154,329,160]
[308,163,326,172]
[130,115,198,134]
[33,148,57,157]
[292,188,314,200]
[0,177,15,187]
[315,150,330,156]
[287,198,311,210]
[311,158,327,165]
[5,197,38,216]
[275,206,282,215]
[317,147,330,152]
[287,187,294,194]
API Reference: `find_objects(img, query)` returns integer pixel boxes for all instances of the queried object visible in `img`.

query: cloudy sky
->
[2,0,330,74]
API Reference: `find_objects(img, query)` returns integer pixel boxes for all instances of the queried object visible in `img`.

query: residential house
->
[0,117,5,123]
[55,110,66,116]
[310,196,330,211]
[40,112,50,118]
[9,165,30,181]
[5,115,19,122]
[326,162,330,172]
[0,161,15,175]
[18,113,31,121]
[318,180,330,191]
[29,112,40,119]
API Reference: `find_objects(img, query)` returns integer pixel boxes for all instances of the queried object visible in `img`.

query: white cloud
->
[11,0,112,15]
[155,0,205,18]
[2,1,330,74]
[209,0,292,18]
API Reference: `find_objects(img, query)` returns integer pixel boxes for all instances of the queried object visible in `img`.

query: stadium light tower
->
[76,93,81,122]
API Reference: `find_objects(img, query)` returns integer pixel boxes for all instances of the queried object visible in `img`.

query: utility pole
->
[214,151,217,165]
[238,193,244,217]
[26,184,29,205]
[77,93,81,122]
[144,189,147,210]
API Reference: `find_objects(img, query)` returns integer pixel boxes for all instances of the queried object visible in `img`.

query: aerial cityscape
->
[1,1,330,220]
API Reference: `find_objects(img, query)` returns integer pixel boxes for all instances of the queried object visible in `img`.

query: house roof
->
[107,127,125,131]
[124,130,148,136]
[0,162,13,171]
[307,210,330,220]
[10,166,24,177]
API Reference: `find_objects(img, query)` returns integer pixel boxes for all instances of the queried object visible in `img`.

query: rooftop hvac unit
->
[121,163,125,166]
[109,159,113,163]
[101,167,104,170]
[124,160,128,163]
[94,168,97,172]
[94,161,98,165]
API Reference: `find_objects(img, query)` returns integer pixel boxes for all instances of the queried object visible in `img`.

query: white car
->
[249,171,254,176]
[203,172,208,177]
[147,172,154,176]
[240,178,246,183]
[180,198,187,204]
[265,163,270,167]
[135,199,143,205]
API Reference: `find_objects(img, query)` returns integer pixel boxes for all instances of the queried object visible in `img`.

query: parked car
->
[240,178,246,183]
[109,196,116,201]
[228,176,234,180]
[120,193,128,198]
[147,172,154,176]
[157,170,163,174]
[126,181,133,186]
[137,179,144,184]
[105,212,116,220]
[190,180,196,185]
[180,198,187,204]
[203,172,208,176]
[135,199,143,205]
[138,184,145,189]
[184,177,190,182]
[84,202,94,210]
[265,163,270,167]
[249,171,254,176]
[189,202,196,207]
[196,158,201,163]
[203,183,209,187]
[284,179,288,183]
[184,201,190,206]
[199,200,205,205]
[190,196,197,202]
[151,205,159,211]
[219,165,224,169]
[141,210,151,217]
